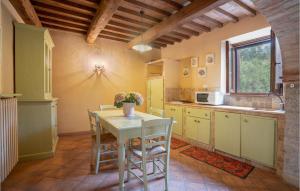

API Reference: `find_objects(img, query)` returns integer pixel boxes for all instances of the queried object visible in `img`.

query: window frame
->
[226,33,276,96]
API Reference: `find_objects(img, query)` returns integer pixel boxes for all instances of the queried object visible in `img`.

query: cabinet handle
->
[225,115,229,118]
[187,112,190,114]
[197,120,200,123]
[205,113,208,116]
[244,119,248,123]
[194,120,197,122]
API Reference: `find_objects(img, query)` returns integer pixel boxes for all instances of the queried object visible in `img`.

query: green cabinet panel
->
[198,118,210,144]
[165,105,183,136]
[147,78,164,116]
[186,107,210,119]
[241,115,276,167]
[185,116,198,140]
[215,112,241,157]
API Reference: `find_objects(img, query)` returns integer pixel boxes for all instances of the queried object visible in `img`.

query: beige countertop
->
[165,101,285,117]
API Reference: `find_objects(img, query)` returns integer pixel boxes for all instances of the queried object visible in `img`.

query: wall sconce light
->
[95,64,104,75]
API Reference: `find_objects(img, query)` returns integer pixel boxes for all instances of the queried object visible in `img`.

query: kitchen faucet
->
[268,91,285,111]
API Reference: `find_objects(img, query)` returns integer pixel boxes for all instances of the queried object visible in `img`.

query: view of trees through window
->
[236,41,271,93]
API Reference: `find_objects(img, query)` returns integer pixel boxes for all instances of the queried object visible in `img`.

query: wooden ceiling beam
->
[112,14,153,28]
[9,0,42,26]
[100,30,133,40]
[36,9,90,26]
[63,0,99,9]
[170,31,190,39]
[124,0,171,16]
[160,0,183,10]
[98,35,130,43]
[128,0,230,47]
[155,38,174,45]
[201,15,223,28]
[108,20,146,32]
[178,26,200,36]
[215,7,238,22]
[39,17,89,30]
[117,6,162,23]
[152,41,167,47]
[233,0,256,16]
[31,0,95,16]
[161,35,181,42]
[32,2,93,20]
[105,25,140,36]
[86,0,123,44]
[42,23,87,33]
[189,21,211,32]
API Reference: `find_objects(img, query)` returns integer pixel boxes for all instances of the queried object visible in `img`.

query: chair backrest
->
[88,110,101,144]
[140,118,173,155]
[100,104,117,111]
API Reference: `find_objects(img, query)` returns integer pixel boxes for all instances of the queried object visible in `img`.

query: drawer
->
[186,107,210,119]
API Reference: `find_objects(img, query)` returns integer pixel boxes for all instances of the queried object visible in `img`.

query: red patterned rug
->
[181,146,254,178]
[171,138,189,149]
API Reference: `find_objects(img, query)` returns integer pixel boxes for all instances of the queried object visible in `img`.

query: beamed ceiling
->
[10,0,257,49]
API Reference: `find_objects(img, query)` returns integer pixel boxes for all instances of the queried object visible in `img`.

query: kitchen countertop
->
[165,101,285,117]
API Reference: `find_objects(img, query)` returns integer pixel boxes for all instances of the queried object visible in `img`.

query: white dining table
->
[94,110,162,191]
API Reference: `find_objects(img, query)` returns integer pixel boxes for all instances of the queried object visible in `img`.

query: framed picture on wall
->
[198,67,207,77]
[191,57,198,67]
[205,53,215,65]
[183,67,190,77]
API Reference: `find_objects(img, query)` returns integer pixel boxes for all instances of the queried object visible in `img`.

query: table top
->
[94,110,162,131]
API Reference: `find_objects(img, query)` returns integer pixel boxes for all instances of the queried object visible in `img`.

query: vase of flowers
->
[114,92,144,117]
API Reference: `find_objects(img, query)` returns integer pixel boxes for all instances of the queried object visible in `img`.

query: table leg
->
[118,142,126,191]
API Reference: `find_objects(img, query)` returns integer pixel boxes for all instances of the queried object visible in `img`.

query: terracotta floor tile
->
[2,134,297,191]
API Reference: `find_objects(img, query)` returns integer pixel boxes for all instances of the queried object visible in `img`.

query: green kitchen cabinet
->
[165,105,183,136]
[147,78,164,116]
[215,112,241,157]
[185,108,211,144]
[15,23,58,160]
[241,115,276,167]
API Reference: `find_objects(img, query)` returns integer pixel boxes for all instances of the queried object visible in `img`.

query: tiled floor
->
[2,134,298,191]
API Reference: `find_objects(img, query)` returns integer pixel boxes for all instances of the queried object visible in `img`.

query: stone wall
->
[253,0,299,187]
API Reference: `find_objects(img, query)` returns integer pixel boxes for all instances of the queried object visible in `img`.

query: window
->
[226,31,281,95]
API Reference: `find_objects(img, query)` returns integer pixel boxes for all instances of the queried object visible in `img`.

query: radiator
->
[0,97,18,182]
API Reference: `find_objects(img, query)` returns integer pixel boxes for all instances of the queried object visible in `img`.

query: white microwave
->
[195,91,224,105]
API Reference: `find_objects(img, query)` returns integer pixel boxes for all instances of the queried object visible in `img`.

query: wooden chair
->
[99,104,117,111]
[88,110,118,174]
[127,118,174,191]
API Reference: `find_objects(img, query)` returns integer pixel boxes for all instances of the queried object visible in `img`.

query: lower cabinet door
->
[198,118,210,144]
[241,115,276,167]
[185,116,198,141]
[215,112,241,157]
[164,105,182,136]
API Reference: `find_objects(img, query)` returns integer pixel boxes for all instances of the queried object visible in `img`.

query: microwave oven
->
[195,91,224,105]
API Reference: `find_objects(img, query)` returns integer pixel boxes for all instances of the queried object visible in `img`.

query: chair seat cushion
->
[132,145,166,158]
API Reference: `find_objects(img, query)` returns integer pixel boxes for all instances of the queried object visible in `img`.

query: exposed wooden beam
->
[124,0,171,16]
[152,41,167,47]
[32,0,94,16]
[98,35,130,43]
[117,7,162,23]
[201,15,223,28]
[86,0,123,44]
[42,23,86,33]
[105,25,140,36]
[32,2,93,21]
[9,0,42,26]
[39,17,89,30]
[112,14,153,28]
[170,31,190,39]
[190,21,211,32]
[108,20,146,32]
[162,35,181,42]
[215,7,238,22]
[100,30,133,40]
[36,9,90,26]
[178,26,200,36]
[155,38,174,45]
[128,0,229,47]
[233,0,256,16]
[160,0,183,10]
[66,0,99,9]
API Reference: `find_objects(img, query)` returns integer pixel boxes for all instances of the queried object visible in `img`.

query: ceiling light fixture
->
[132,10,152,53]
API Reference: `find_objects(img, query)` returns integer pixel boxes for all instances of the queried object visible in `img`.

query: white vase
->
[123,102,135,117]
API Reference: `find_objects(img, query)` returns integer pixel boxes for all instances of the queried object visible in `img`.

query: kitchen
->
[0,0,299,191]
